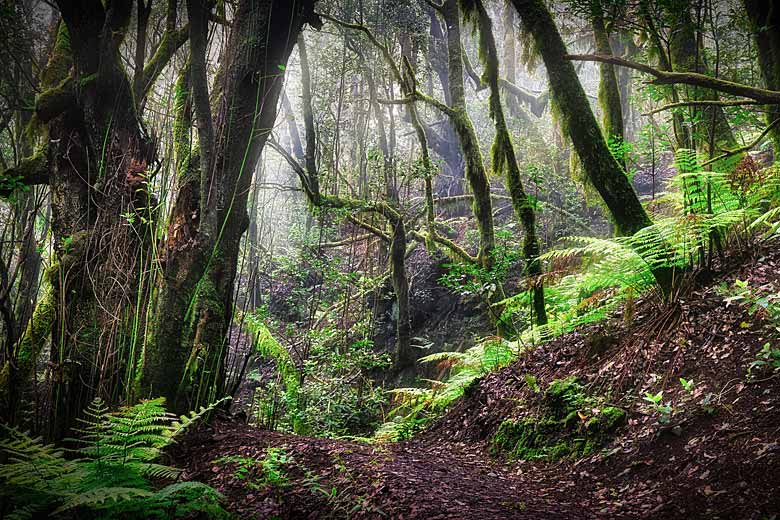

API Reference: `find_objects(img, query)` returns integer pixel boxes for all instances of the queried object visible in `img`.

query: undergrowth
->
[0,397,230,519]
[374,151,780,443]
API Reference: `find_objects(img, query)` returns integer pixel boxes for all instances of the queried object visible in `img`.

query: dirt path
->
[174,421,587,519]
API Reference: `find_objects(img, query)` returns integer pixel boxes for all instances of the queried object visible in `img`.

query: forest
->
[0,0,779,517]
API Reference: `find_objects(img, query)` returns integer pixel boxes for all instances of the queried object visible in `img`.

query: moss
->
[17,288,55,366]
[599,406,627,430]
[0,285,55,417]
[491,378,625,461]
[172,63,193,175]
[41,21,72,89]
[544,376,584,413]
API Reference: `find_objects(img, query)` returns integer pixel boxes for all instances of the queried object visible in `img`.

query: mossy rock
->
[491,378,626,461]
[544,376,585,416]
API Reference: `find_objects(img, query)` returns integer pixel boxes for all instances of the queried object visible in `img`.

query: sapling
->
[643,391,672,424]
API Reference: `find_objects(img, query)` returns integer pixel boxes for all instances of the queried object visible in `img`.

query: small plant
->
[721,280,780,325]
[748,342,780,376]
[260,448,290,488]
[214,447,291,490]
[643,391,673,424]
[214,455,259,481]
[679,377,695,393]
[700,392,718,415]
[524,373,541,393]
[121,211,137,225]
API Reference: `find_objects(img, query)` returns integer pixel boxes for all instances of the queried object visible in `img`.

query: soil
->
[172,240,780,519]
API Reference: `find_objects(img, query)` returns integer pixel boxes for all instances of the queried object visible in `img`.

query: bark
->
[663,0,739,164]
[441,0,495,267]
[38,4,158,439]
[465,0,547,325]
[426,7,465,195]
[510,0,649,236]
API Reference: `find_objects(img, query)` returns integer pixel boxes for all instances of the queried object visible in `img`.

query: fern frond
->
[52,487,154,514]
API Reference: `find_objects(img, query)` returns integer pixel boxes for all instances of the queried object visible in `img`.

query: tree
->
[144,0,319,413]
[460,0,547,325]
[590,0,626,169]
[742,0,780,159]
[509,0,651,237]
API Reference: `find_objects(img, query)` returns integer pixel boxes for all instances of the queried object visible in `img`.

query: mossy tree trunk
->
[509,0,650,236]
[442,0,495,267]
[463,0,547,325]
[426,7,466,196]
[663,0,739,166]
[0,0,190,438]
[35,4,165,439]
[590,0,626,170]
[509,0,674,295]
[742,0,780,160]
[639,0,688,150]
[361,48,414,371]
[144,0,316,413]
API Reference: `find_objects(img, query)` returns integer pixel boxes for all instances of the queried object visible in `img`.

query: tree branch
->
[0,150,49,197]
[565,53,780,104]
[643,99,762,116]
[700,118,780,168]
[137,24,189,101]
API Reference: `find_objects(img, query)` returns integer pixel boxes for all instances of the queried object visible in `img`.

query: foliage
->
[375,338,518,441]
[247,310,390,437]
[213,447,290,490]
[439,229,521,299]
[749,343,780,376]
[505,150,780,346]
[0,397,229,519]
[374,151,780,442]
[679,377,695,393]
[642,390,673,424]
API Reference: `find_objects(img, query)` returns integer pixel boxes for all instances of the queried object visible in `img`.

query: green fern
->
[0,397,229,519]
[375,338,519,441]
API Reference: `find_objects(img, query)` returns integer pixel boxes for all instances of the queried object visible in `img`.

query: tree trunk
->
[743,0,780,160]
[145,0,315,413]
[591,0,626,169]
[427,7,465,196]
[465,0,547,325]
[442,0,495,267]
[509,0,650,236]
[40,5,158,439]
[664,0,739,166]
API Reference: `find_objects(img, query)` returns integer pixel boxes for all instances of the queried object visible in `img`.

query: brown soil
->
[173,242,780,519]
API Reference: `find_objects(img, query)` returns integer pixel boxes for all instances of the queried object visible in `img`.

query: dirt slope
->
[174,243,780,519]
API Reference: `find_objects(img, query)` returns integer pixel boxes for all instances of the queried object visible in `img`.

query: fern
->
[168,396,231,440]
[375,338,520,441]
[0,397,229,519]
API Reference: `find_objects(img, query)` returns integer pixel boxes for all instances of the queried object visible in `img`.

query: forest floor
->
[173,241,780,519]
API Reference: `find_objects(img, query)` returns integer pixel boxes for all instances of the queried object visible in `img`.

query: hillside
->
[173,243,780,519]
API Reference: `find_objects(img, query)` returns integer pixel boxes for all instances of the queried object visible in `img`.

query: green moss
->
[0,285,55,416]
[172,63,193,175]
[17,289,55,366]
[41,21,72,89]
[600,406,627,430]
[491,378,626,461]
[544,376,584,413]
